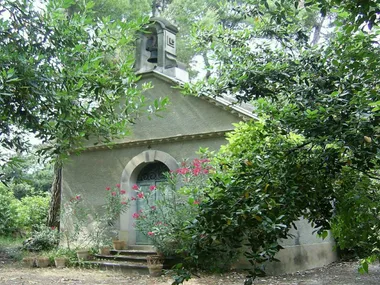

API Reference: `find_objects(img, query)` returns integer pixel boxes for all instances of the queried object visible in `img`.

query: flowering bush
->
[23,224,60,252]
[133,158,211,257]
[61,184,130,249]
[103,184,129,225]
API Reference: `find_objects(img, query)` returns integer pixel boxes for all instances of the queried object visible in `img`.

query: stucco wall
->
[63,139,338,274]
[233,218,338,275]
[62,137,227,226]
[62,72,337,274]
[63,136,226,193]
[84,73,241,148]
[124,74,241,141]
[62,137,226,244]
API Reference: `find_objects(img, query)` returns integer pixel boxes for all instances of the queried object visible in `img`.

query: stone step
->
[81,260,150,275]
[82,247,176,275]
[110,249,157,256]
[128,245,155,251]
[94,254,149,262]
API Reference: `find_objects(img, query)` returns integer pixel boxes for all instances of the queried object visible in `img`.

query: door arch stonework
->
[119,150,178,245]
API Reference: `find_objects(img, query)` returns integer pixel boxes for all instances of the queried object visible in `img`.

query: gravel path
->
[0,261,380,284]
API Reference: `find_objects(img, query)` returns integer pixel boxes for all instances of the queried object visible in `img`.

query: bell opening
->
[147,50,158,63]
[146,34,158,64]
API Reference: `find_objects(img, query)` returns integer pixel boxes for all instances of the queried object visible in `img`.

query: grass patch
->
[0,235,24,248]
[0,235,25,261]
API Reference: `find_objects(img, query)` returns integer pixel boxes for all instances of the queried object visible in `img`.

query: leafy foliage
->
[91,0,152,21]
[0,183,50,235]
[0,0,167,163]
[185,123,336,277]
[1,0,168,228]
[23,225,60,252]
[0,185,19,235]
[60,185,130,250]
[17,194,50,232]
[133,158,211,257]
[180,0,380,279]
[1,152,53,199]
[331,169,380,258]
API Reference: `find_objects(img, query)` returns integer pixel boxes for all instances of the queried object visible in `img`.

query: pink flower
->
[176,167,190,175]
[203,169,209,174]
[130,197,137,201]
[150,206,156,211]
[51,226,56,230]
[116,184,121,188]
[139,209,143,213]
[149,185,156,191]
[132,213,140,219]
[192,167,201,176]
[137,192,144,199]
[111,191,117,196]
[106,187,111,191]
[76,195,81,200]
[193,200,200,205]
[120,189,126,195]
[148,231,154,236]
[121,201,127,205]
[132,184,139,190]
[193,158,201,167]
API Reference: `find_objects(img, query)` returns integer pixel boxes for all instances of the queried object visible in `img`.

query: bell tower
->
[135,17,189,82]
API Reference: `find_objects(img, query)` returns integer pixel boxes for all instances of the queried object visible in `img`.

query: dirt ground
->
[1,259,380,285]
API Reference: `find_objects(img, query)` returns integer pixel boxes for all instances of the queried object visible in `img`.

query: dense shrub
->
[17,194,50,231]
[132,158,236,270]
[23,225,59,252]
[10,182,35,200]
[0,185,19,235]
[331,169,380,259]
[0,183,50,236]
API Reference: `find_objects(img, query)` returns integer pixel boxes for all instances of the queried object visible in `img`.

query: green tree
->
[186,0,379,204]
[181,0,380,279]
[1,0,168,227]
[1,152,53,199]
[91,0,152,21]
[17,194,51,232]
[0,185,19,235]
[87,0,325,79]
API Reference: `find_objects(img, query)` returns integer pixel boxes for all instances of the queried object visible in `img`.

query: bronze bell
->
[146,34,158,64]
[147,49,158,63]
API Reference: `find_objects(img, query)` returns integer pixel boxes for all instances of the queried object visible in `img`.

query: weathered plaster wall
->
[84,73,241,149]
[125,74,241,141]
[62,72,337,275]
[233,218,338,275]
[62,137,227,228]
[63,137,226,194]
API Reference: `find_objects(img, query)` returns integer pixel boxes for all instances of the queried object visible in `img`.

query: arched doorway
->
[135,162,169,244]
[120,150,178,246]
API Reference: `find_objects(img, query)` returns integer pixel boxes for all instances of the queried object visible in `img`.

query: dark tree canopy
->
[179,0,380,279]
[0,0,168,165]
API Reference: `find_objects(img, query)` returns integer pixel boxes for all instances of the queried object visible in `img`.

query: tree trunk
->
[311,15,325,46]
[47,162,62,229]
[202,51,212,80]
[152,0,159,17]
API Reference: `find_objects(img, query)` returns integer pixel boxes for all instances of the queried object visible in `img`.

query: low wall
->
[234,218,338,275]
